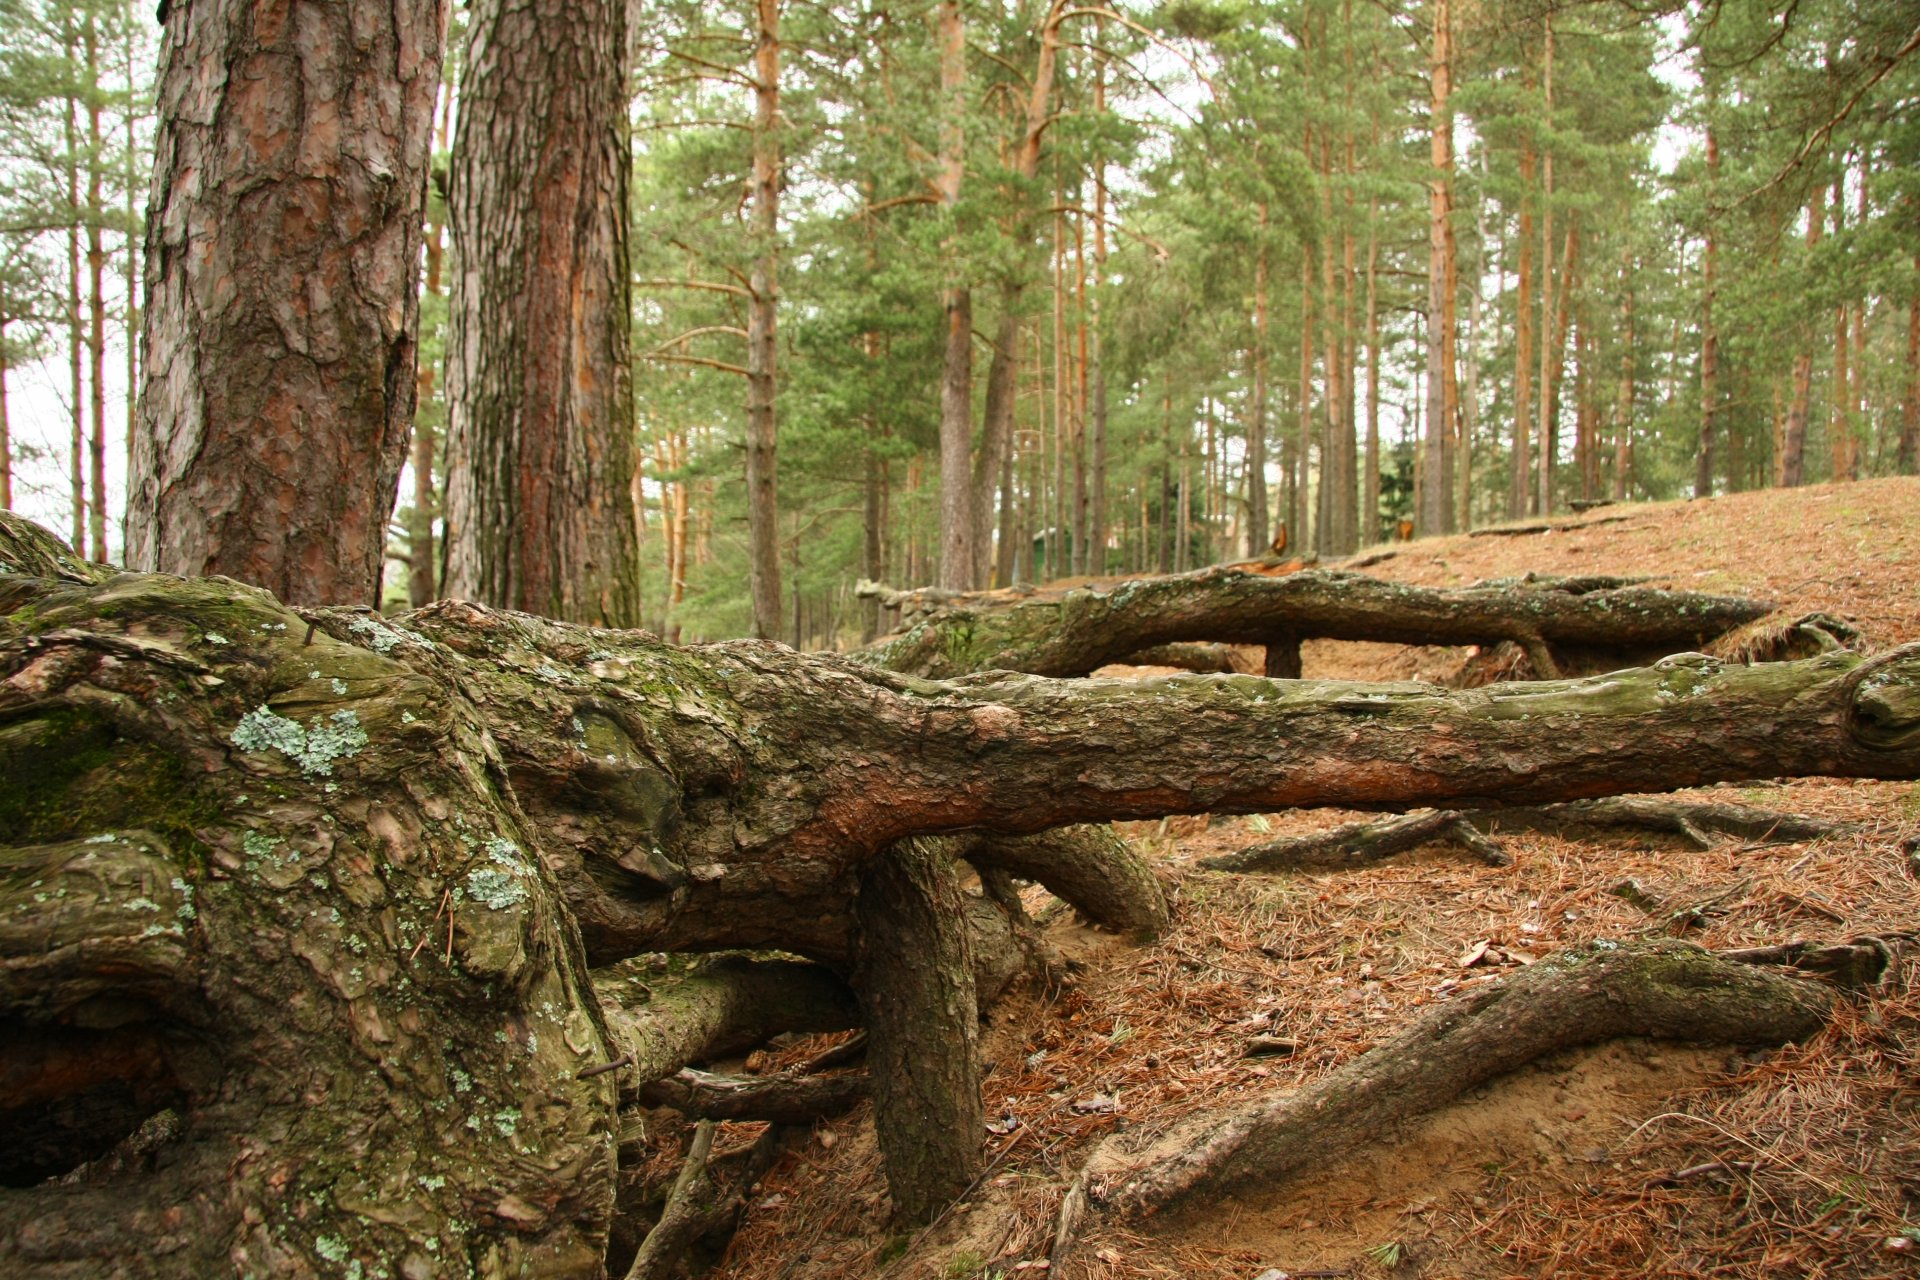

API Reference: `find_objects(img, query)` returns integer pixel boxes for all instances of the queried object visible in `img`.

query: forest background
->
[0,0,1915,646]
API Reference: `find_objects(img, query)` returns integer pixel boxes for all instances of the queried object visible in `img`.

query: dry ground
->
[658,477,1920,1280]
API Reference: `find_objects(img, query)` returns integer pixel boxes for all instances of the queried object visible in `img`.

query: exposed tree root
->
[858,565,1769,680]
[621,1121,785,1280]
[1115,642,1246,674]
[964,826,1171,942]
[852,839,984,1223]
[1054,938,1869,1254]
[1715,610,1866,664]
[1206,797,1853,874]
[593,957,860,1090]
[1203,808,1512,873]
[641,1067,868,1124]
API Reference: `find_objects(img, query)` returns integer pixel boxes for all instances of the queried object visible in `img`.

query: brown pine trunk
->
[1089,73,1109,577]
[121,17,138,486]
[445,0,638,626]
[965,1,1071,587]
[1247,222,1271,555]
[409,89,450,611]
[1072,214,1089,575]
[1830,177,1853,483]
[130,0,444,606]
[0,314,11,509]
[933,0,972,591]
[1421,0,1454,537]
[1576,316,1595,501]
[1534,14,1556,517]
[1901,257,1919,475]
[1512,139,1535,519]
[1298,253,1316,549]
[1363,218,1380,543]
[83,11,106,563]
[1781,200,1822,488]
[1614,276,1635,500]
[744,0,784,634]
[64,20,84,554]
[1541,221,1577,512]
[1697,128,1719,499]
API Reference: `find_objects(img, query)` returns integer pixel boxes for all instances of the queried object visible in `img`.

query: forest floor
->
[665,476,1920,1280]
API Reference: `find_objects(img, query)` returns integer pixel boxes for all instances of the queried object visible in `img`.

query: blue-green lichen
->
[465,868,527,911]
[347,616,417,654]
[231,707,369,776]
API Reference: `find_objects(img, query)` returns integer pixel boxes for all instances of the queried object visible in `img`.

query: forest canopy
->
[0,0,1914,639]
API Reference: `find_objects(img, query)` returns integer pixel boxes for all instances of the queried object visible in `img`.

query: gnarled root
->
[1056,938,1861,1253]
[965,826,1171,942]
[1207,797,1852,874]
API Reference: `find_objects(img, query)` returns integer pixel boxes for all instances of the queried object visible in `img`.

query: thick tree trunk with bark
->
[128,0,445,606]
[444,0,640,627]
[3,516,1917,1273]
[860,566,1771,682]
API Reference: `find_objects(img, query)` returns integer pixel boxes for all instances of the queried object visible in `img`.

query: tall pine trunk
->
[1511,139,1535,519]
[1614,275,1635,500]
[1780,198,1821,487]
[409,88,449,611]
[1697,127,1719,499]
[1247,216,1271,555]
[130,0,445,604]
[445,0,638,625]
[1089,97,1109,576]
[1901,255,1918,476]
[933,0,972,591]
[0,312,11,509]
[1420,0,1454,537]
[1533,12,1557,517]
[84,10,107,562]
[744,0,784,635]
[64,15,84,553]
[1829,176,1855,483]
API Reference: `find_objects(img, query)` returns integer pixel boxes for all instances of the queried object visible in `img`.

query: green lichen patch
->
[465,867,528,911]
[347,615,422,655]
[232,707,370,776]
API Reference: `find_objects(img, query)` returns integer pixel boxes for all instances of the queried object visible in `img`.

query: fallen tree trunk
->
[2,516,1917,1269]
[1057,937,1877,1243]
[858,564,1773,680]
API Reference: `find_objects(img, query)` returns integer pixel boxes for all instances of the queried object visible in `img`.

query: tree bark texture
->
[852,839,984,1222]
[129,0,446,607]
[444,0,641,627]
[859,566,1771,682]
[3,521,1918,1272]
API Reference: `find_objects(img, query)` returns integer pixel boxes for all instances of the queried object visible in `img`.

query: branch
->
[643,352,751,378]
[634,279,752,301]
